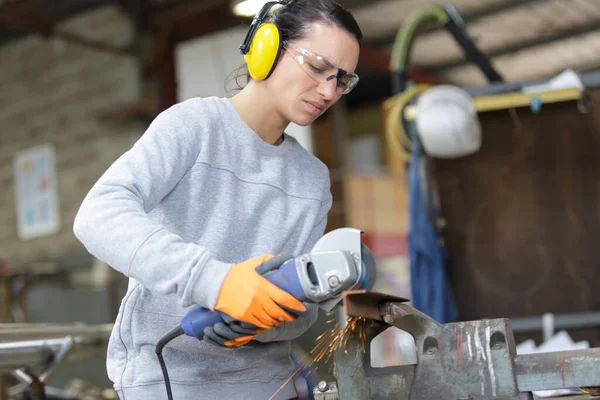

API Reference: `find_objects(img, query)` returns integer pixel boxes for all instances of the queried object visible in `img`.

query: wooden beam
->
[148,0,245,43]
[173,7,245,43]
[158,27,177,112]
[149,0,229,29]
[53,30,133,55]
[148,0,243,114]
[359,43,443,85]
[0,0,54,36]
[401,87,582,119]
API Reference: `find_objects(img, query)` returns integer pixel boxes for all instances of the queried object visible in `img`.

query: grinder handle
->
[181,258,308,340]
[260,258,308,302]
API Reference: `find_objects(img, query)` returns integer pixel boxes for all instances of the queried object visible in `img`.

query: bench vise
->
[313,291,600,400]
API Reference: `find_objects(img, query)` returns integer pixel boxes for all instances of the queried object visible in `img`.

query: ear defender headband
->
[239,1,287,81]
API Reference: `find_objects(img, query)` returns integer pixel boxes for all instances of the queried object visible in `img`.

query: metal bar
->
[0,339,61,371]
[0,340,106,372]
[515,348,600,392]
[0,323,113,342]
[511,311,600,333]
[443,3,503,84]
[0,347,51,371]
[0,324,112,373]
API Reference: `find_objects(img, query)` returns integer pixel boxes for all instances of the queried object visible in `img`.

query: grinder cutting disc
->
[357,243,377,291]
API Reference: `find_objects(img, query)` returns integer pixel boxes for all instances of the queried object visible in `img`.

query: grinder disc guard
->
[308,228,378,311]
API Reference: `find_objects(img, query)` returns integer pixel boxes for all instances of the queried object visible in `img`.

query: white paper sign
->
[13,144,60,240]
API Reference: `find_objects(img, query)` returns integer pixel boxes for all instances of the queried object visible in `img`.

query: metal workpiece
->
[406,317,523,399]
[328,291,600,399]
[333,318,414,400]
[510,311,600,334]
[0,322,112,399]
[515,348,600,392]
[342,290,410,321]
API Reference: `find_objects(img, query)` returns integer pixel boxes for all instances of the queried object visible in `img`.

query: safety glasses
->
[283,43,359,95]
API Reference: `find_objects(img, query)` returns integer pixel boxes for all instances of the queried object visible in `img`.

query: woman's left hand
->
[203,314,263,347]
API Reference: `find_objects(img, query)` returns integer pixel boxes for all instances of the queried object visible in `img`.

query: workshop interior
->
[1,0,600,399]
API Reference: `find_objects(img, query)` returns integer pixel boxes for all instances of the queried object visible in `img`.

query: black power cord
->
[155,325,185,400]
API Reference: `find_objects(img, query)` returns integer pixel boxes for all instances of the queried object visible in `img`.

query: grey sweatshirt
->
[73,96,332,400]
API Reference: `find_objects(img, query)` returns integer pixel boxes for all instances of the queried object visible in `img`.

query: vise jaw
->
[314,290,600,400]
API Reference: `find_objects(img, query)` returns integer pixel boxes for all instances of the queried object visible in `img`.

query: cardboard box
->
[343,173,408,235]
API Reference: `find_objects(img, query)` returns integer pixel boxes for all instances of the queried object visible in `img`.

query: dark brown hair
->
[225,0,362,94]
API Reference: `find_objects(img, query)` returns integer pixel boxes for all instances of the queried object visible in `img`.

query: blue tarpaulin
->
[407,139,459,323]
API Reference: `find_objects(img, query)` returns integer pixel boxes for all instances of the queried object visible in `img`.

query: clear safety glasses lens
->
[291,49,359,95]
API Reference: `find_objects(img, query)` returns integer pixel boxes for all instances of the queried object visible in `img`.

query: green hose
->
[390,5,450,73]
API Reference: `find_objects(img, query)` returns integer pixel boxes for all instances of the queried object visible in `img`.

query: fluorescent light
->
[232,0,281,17]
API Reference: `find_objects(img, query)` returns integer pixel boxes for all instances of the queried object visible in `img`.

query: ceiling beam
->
[148,0,245,43]
[427,21,600,73]
[52,29,133,55]
[440,29,600,87]
[339,0,390,11]
[366,0,544,48]
[0,0,55,36]
[0,0,118,48]
[48,0,113,21]
[447,0,545,27]
[149,0,229,29]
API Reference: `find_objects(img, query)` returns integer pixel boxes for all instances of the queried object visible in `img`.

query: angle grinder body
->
[181,227,377,340]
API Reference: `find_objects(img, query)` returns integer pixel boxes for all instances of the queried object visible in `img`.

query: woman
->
[73,0,362,399]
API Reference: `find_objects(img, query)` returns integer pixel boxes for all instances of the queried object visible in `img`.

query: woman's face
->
[268,21,360,126]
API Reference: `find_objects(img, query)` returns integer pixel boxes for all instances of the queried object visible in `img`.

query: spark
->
[267,354,314,400]
[267,315,372,400]
[311,316,371,366]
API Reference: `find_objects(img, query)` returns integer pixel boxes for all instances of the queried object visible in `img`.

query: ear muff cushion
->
[244,23,282,81]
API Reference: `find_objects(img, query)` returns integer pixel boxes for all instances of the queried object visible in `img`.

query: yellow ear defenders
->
[238,1,288,81]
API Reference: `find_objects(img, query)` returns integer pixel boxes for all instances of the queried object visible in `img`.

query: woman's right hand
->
[214,254,306,329]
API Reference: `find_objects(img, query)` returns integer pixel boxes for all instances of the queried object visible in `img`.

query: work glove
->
[203,314,264,347]
[214,254,306,330]
[206,255,303,347]
[205,306,304,347]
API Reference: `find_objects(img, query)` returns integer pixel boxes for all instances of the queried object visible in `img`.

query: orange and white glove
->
[214,254,306,329]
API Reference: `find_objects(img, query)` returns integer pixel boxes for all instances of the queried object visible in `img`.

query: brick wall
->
[0,5,145,268]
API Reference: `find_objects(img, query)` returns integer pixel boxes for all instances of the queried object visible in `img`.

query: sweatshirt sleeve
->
[253,188,333,343]
[73,103,231,310]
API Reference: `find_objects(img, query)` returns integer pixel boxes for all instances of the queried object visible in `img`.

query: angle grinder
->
[155,227,377,400]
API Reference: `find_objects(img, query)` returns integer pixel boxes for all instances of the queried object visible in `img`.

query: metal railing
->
[0,323,113,400]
